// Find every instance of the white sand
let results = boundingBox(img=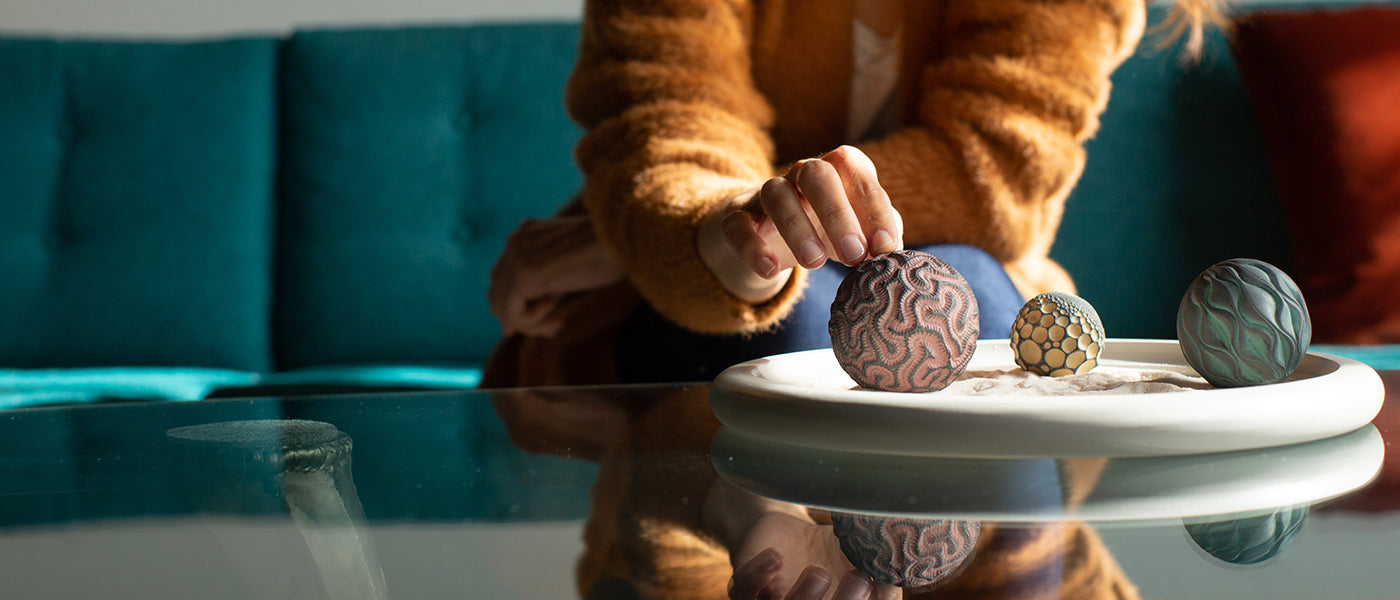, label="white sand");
[941,364,1213,395]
